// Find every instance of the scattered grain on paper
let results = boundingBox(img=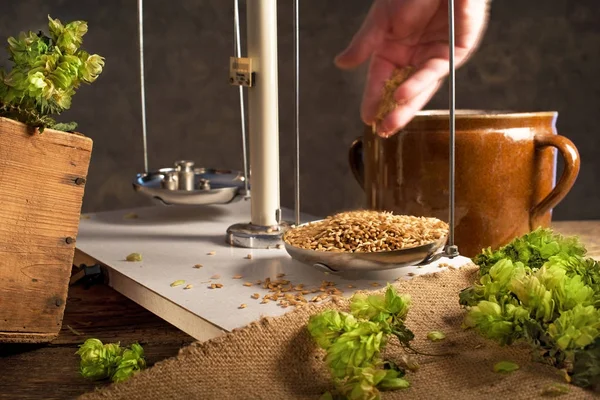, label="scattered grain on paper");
[170,280,185,287]
[126,253,142,262]
[276,244,283,249]
[260,299,270,304]
[211,274,221,279]
[407,272,415,277]
[243,282,253,287]
[371,282,380,287]
[283,210,447,253]
[184,284,193,290]
[232,274,243,279]
[209,283,224,289]
[123,212,139,220]
[276,273,286,278]
[251,293,260,299]
[245,254,253,259]
[238,304,247,309]
[207,251,216,256]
